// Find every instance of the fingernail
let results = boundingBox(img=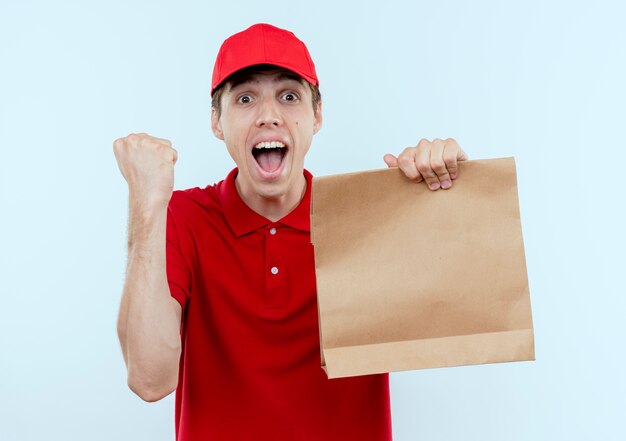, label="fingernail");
[450,172,457,179]
[429,182,440,190]
[441,180,452,189]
